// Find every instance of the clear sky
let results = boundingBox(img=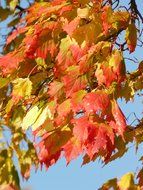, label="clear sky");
[21,147,143,190]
